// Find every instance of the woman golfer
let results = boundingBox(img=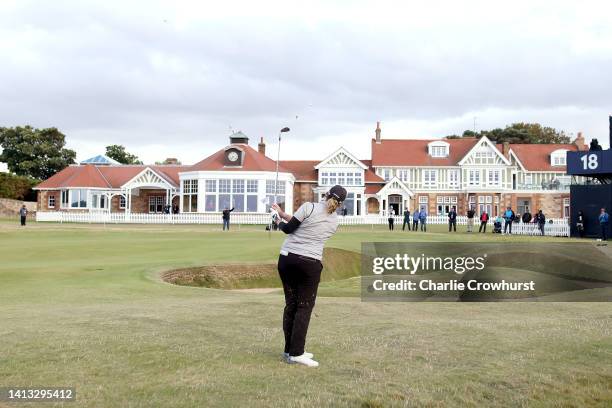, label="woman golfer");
[271,184,347,367]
